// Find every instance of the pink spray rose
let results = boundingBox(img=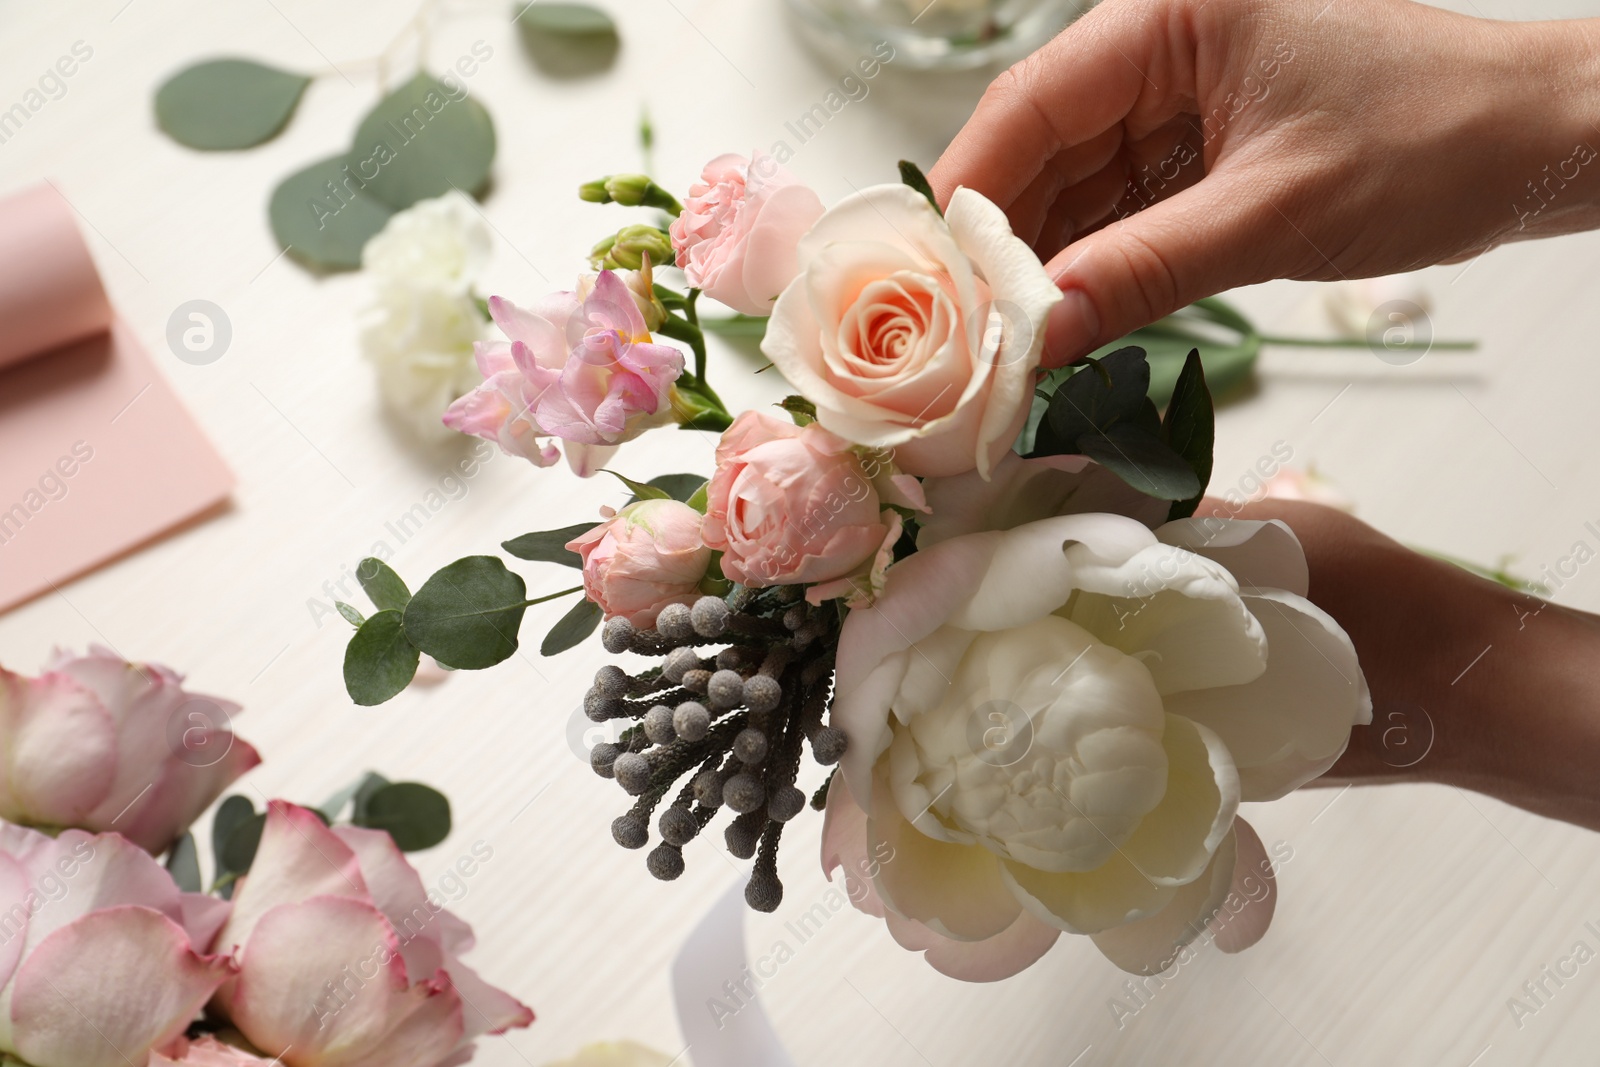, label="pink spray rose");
[0,823,233,1067]
[668,153,825,317]
[566,499,711,629]
[205,802,533,1067]
[702,410,927,603]
[0,648,260,854]
[443,271,684,476]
